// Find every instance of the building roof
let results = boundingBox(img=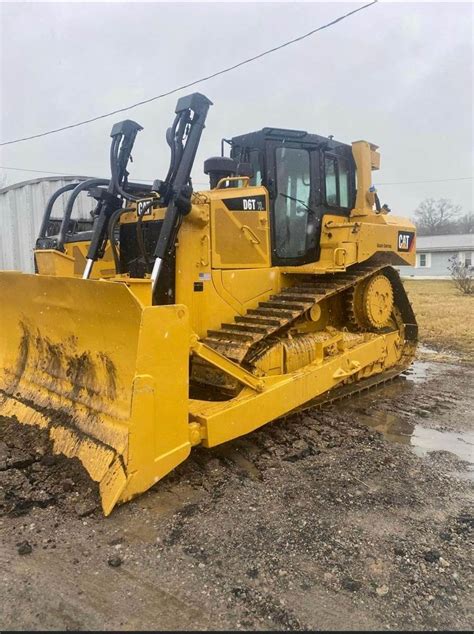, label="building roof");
[417,234,474,252]
[0,175,92,196]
